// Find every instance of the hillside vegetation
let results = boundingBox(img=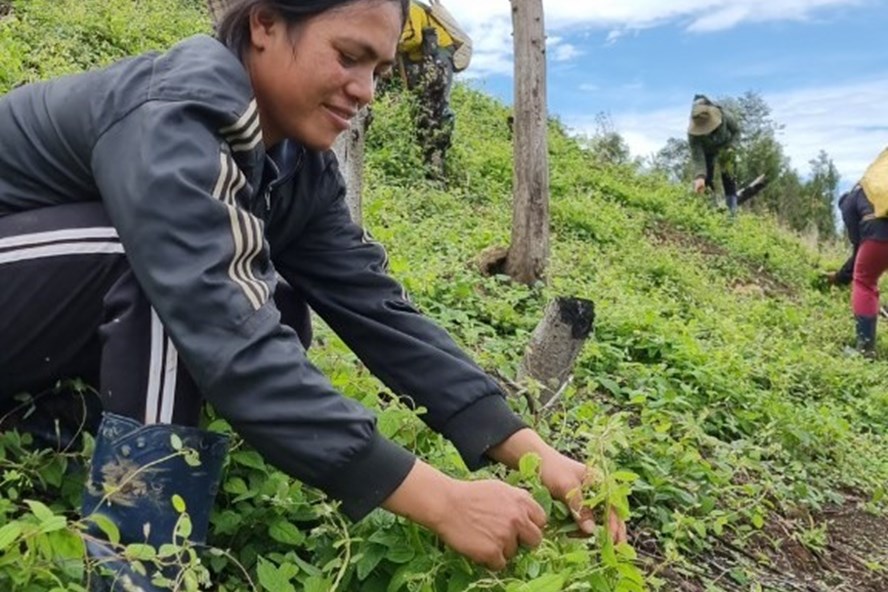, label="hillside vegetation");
[1,1,887,591]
